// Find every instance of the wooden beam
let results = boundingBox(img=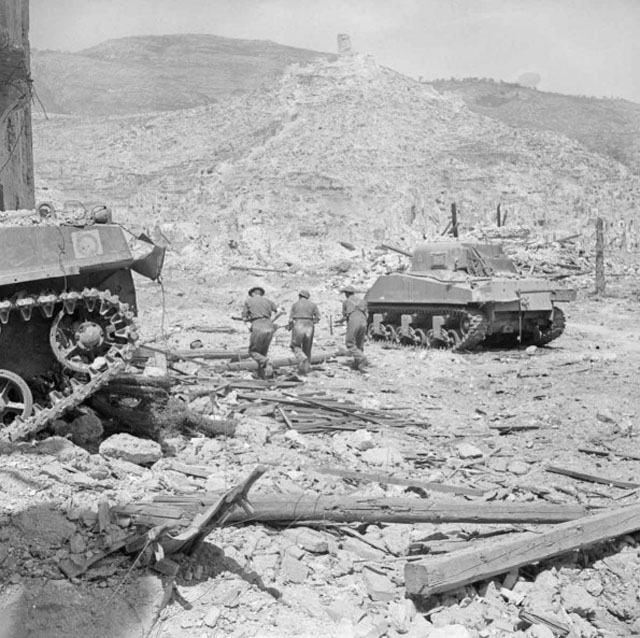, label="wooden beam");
[306,465,483,497]
[225,353,336,372]
[405,501,640,597]
[546,465,640,490]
